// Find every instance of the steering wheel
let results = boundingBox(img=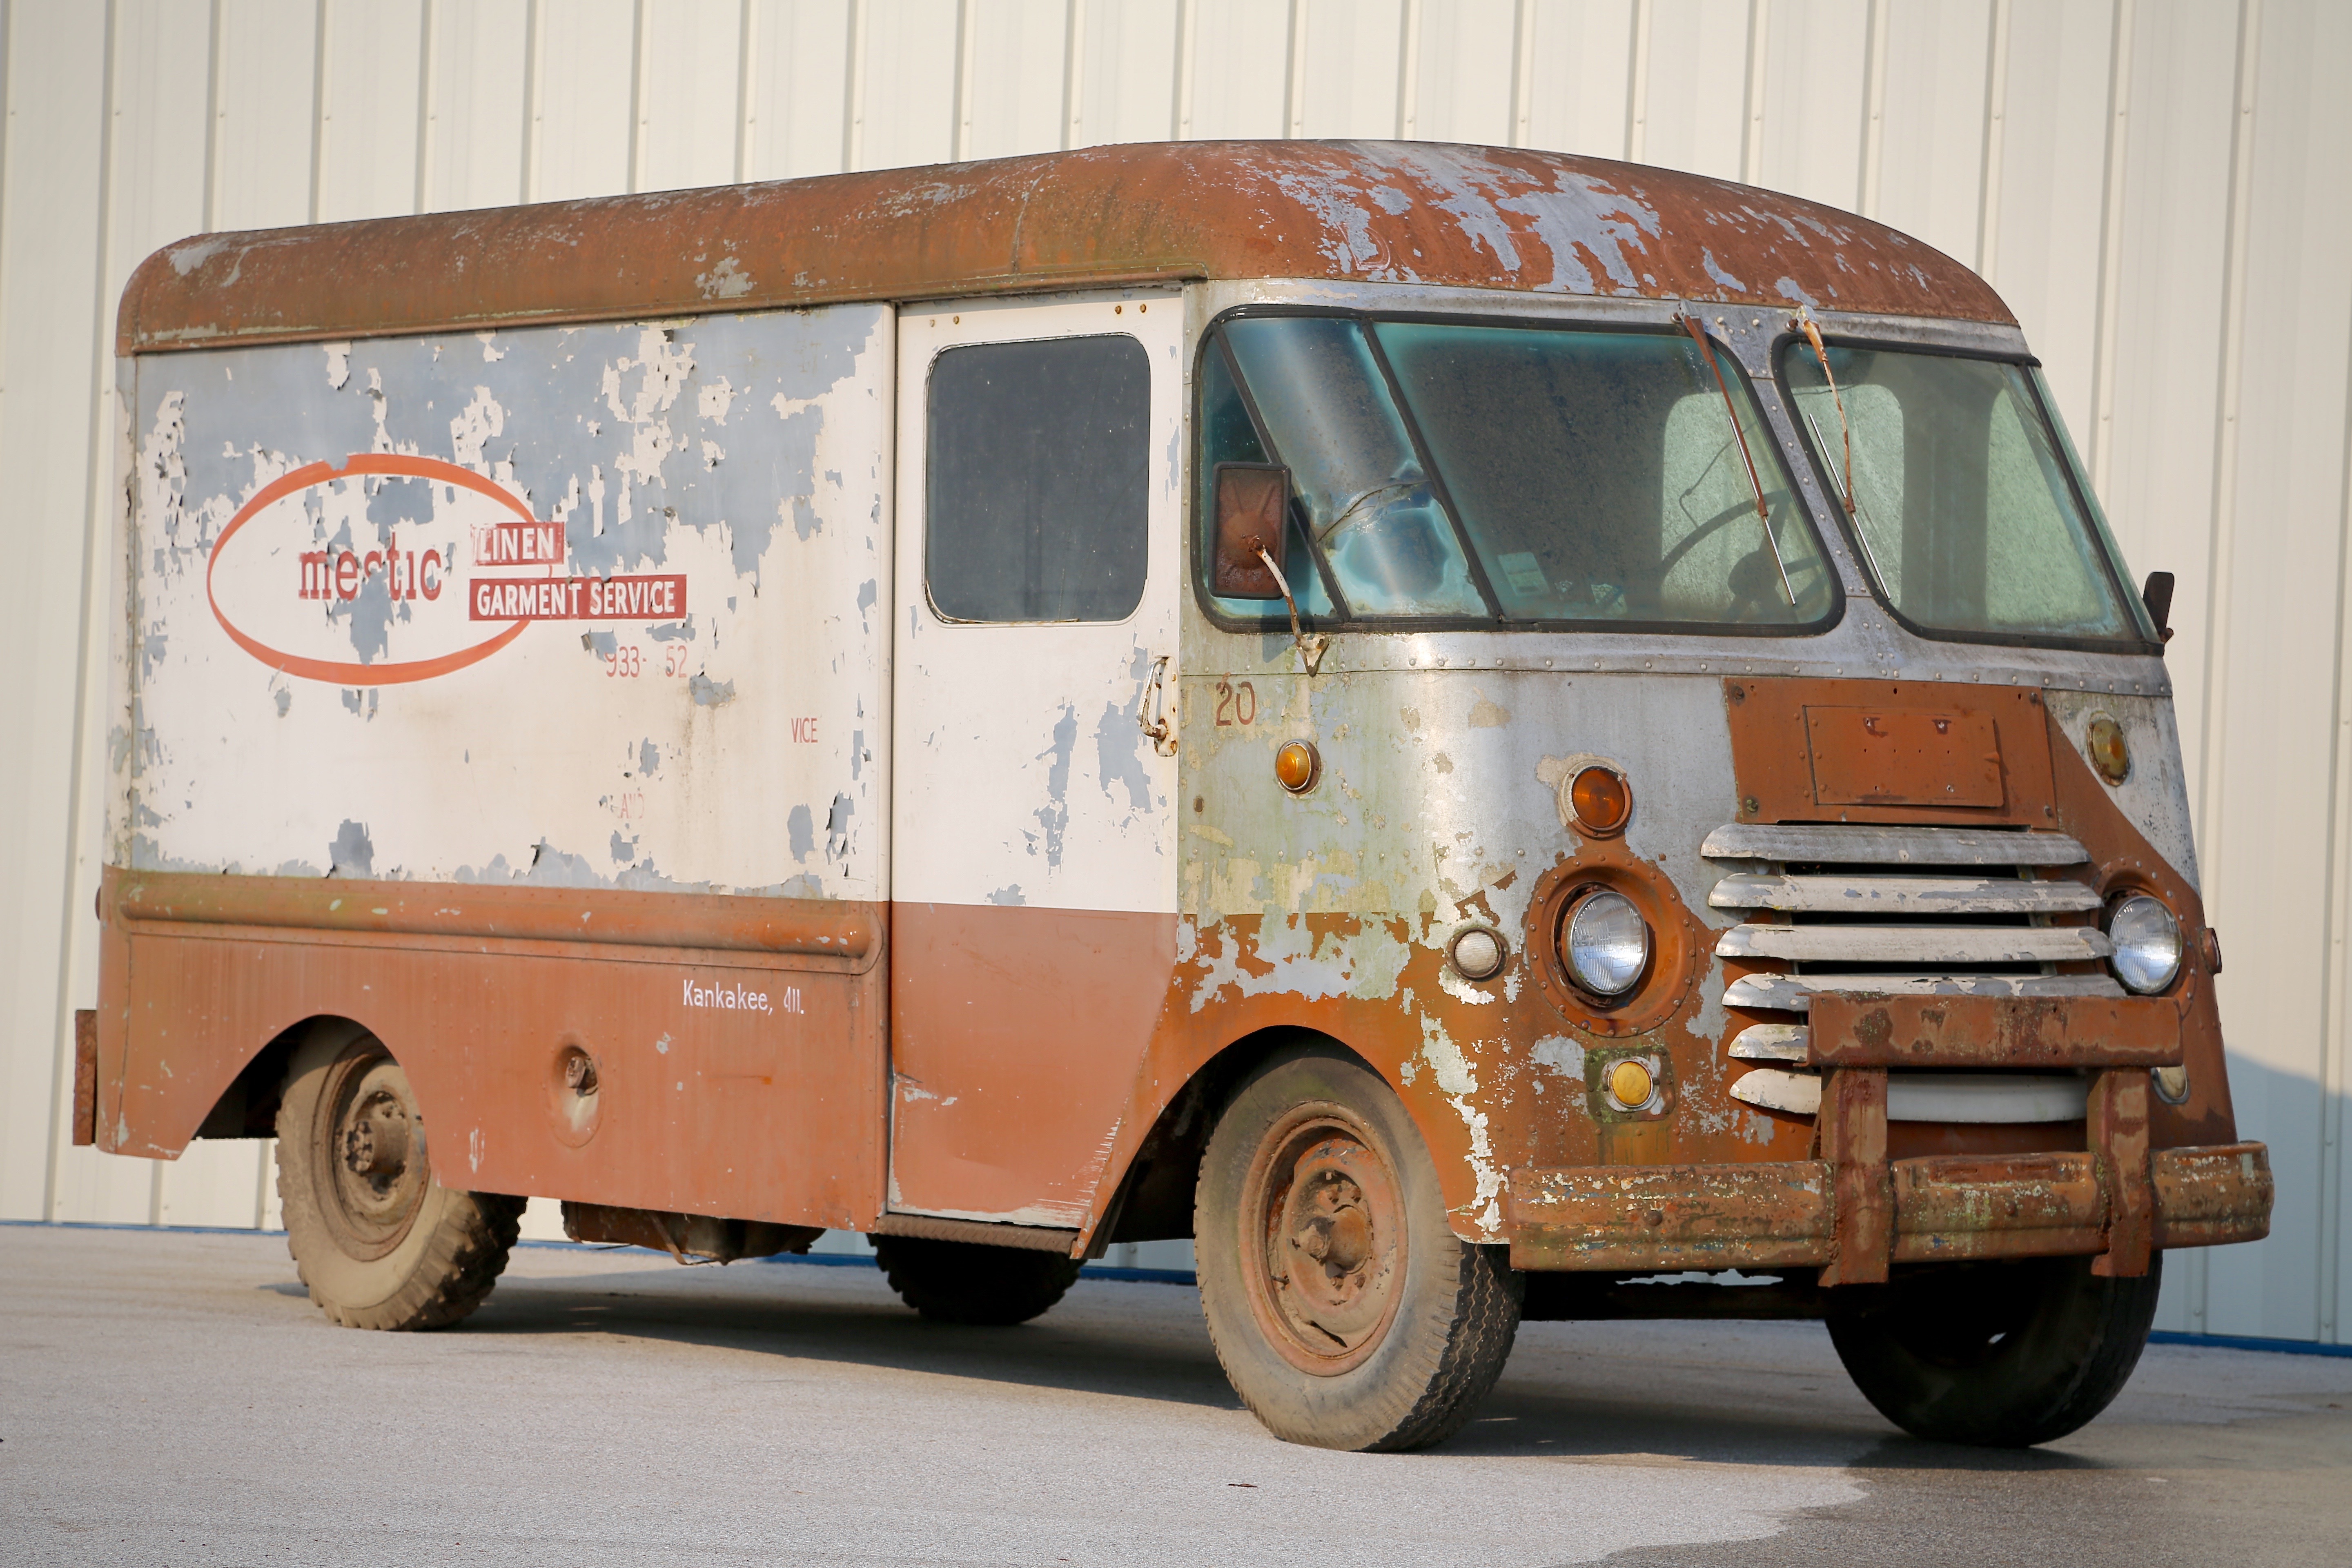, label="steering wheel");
[1656,489,1797,580]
